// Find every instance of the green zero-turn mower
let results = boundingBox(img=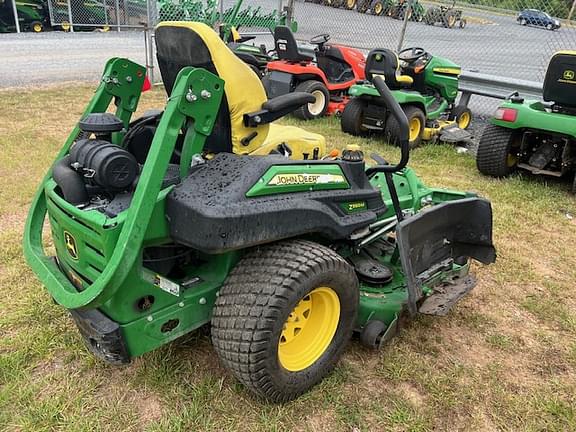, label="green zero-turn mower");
[24,21,496,402]
[342,47,473,148]
[477,51,576,192]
